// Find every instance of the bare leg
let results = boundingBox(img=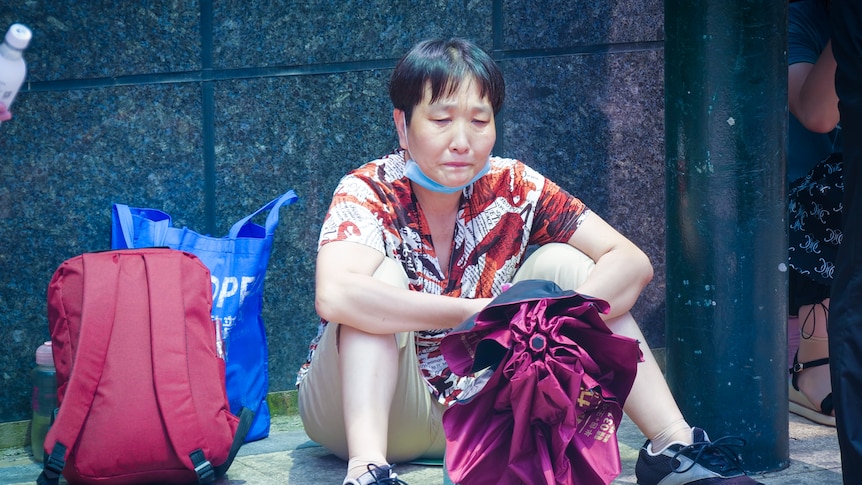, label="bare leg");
[338,325,399,479]
[796,298,833,414]
[514,244,693,448]
[605,312,691,447]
